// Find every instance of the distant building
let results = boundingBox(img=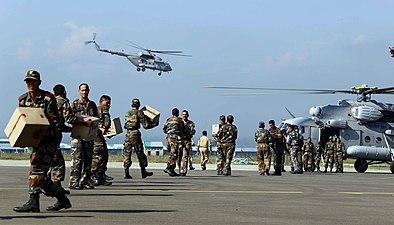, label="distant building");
[144,141,165,156]
[0,138,28,154]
